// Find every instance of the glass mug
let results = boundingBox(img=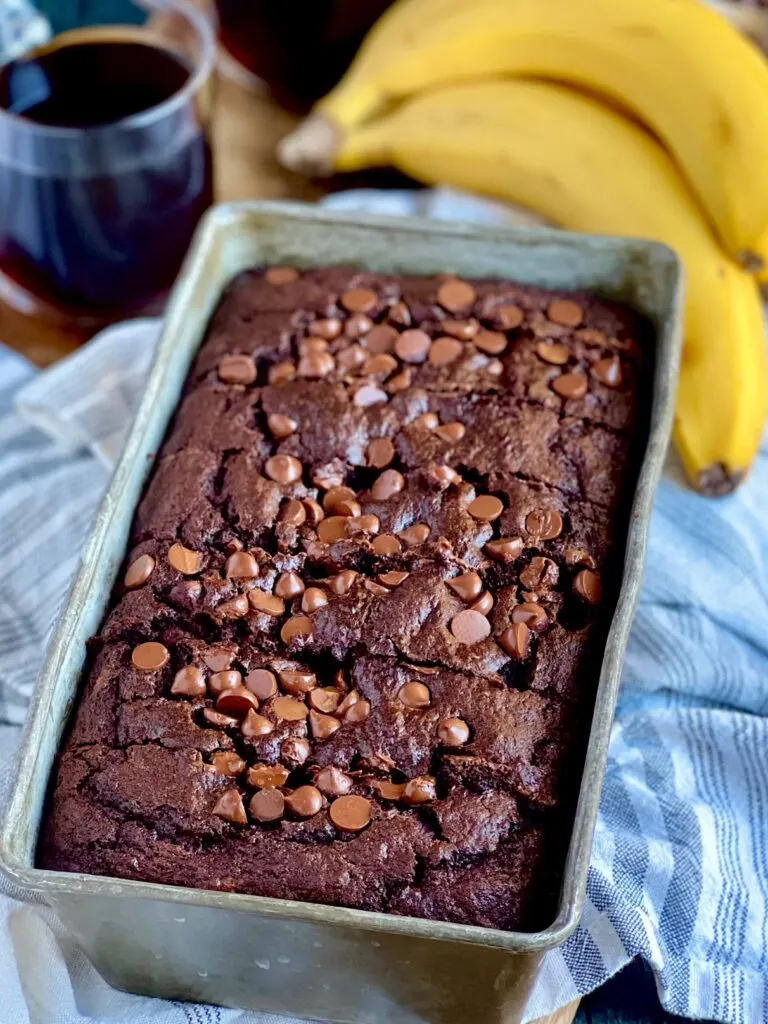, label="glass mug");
[0,0,215,327]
